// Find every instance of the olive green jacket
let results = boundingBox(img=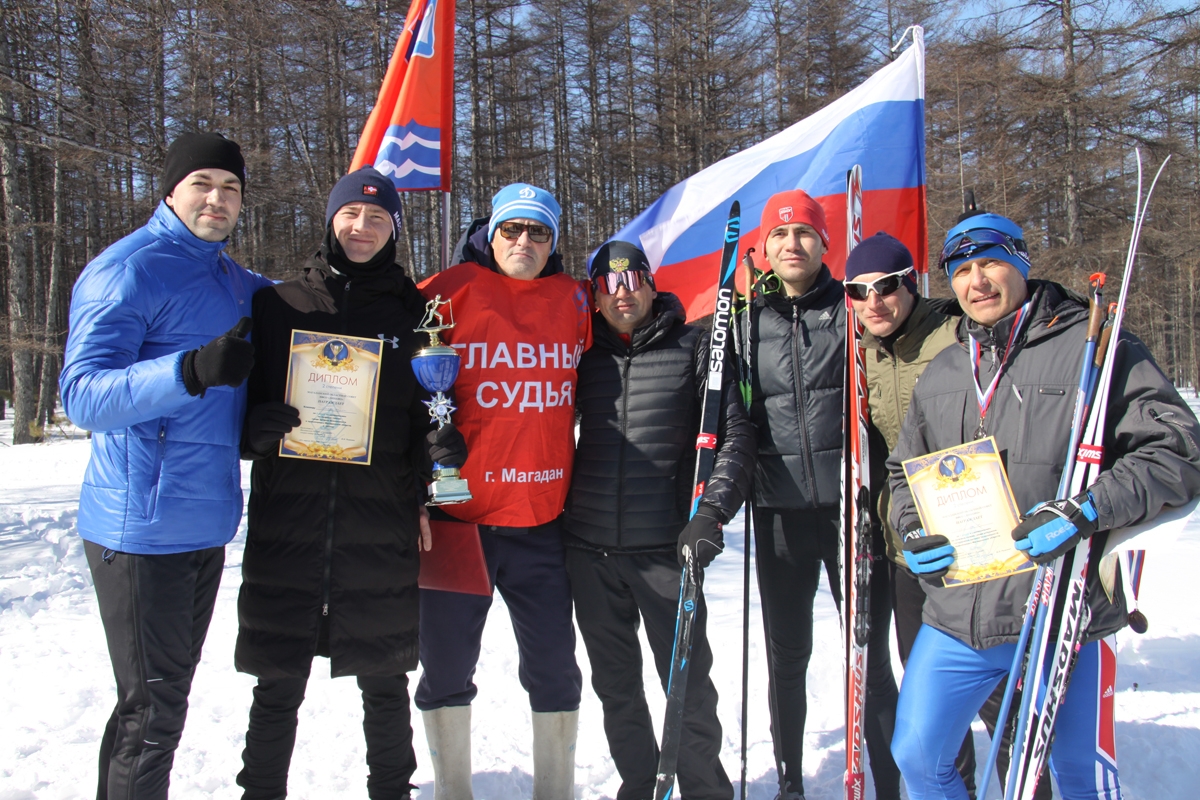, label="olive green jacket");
[861,296,959,563]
